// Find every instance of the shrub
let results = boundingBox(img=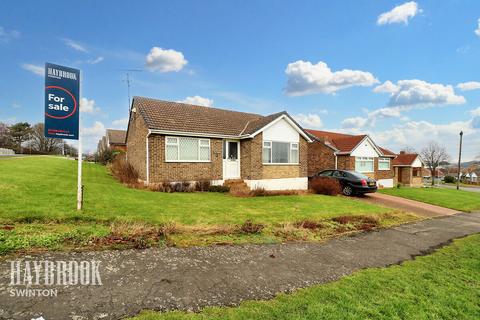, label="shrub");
[239,220,264,234]
[208,185,230,193]
[309,177,341,196]
[195,180,211,192]
[110,155,139,184]
[332,215,379,225]
[444,175,455,183]
[249,188,300,197]
[294,220,323,230]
